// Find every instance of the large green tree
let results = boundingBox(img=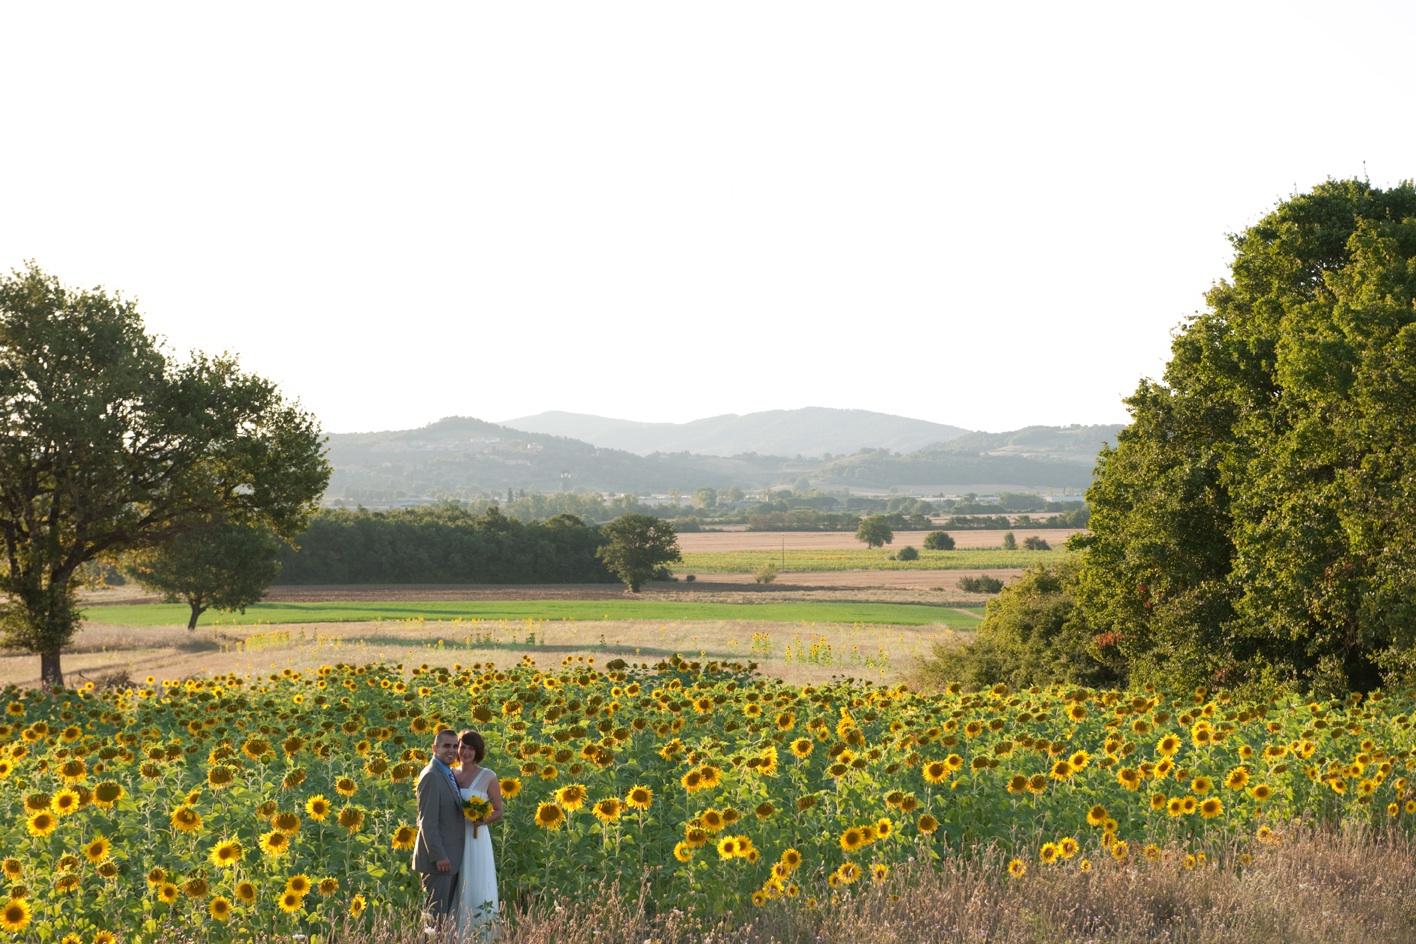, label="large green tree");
[596,514,681,592]
[124,518,285,630]
[0,265,330,686]
[1072,180,1416,693]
